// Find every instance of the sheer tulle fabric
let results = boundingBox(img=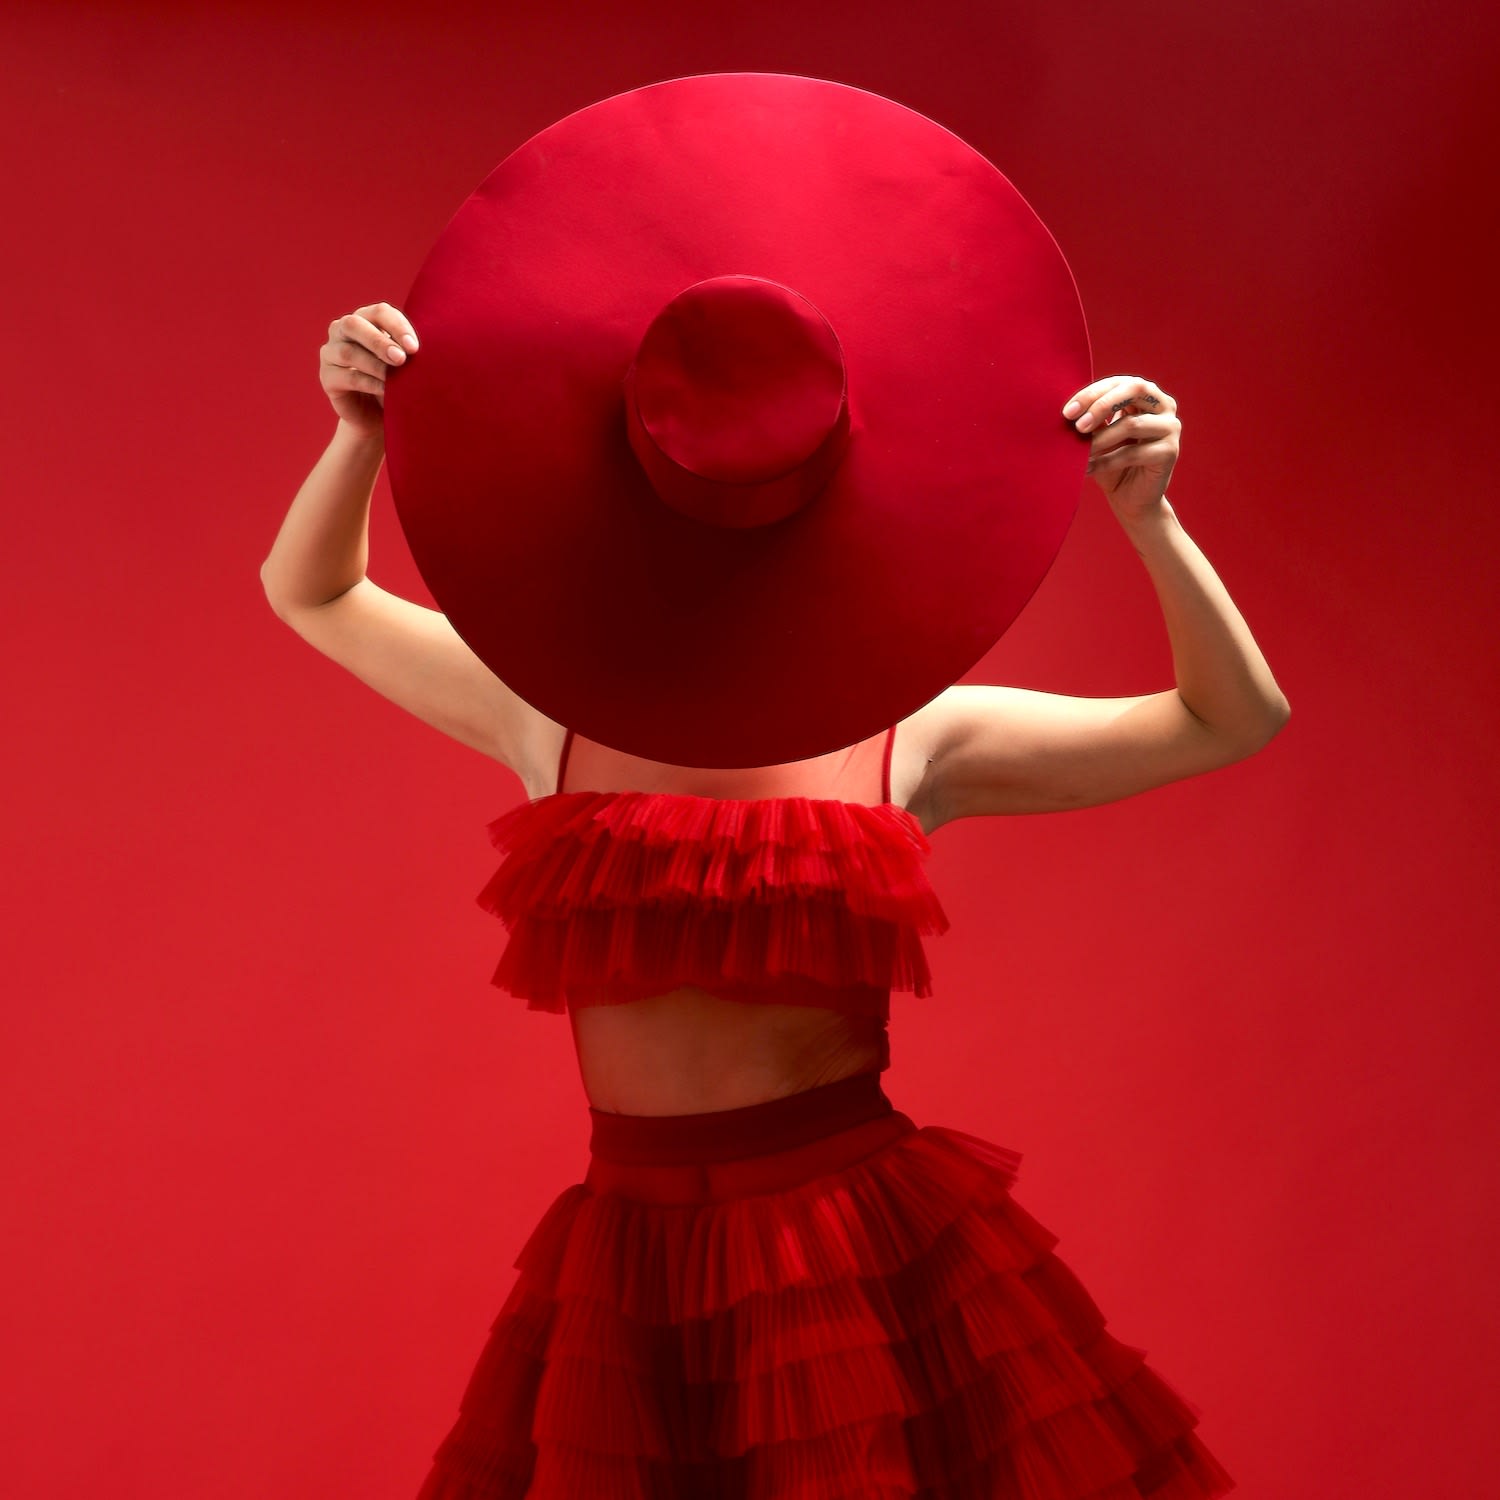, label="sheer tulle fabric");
[447,774,1233,1495]
[478,792,950,1013]
[413,1079,1234,1499]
